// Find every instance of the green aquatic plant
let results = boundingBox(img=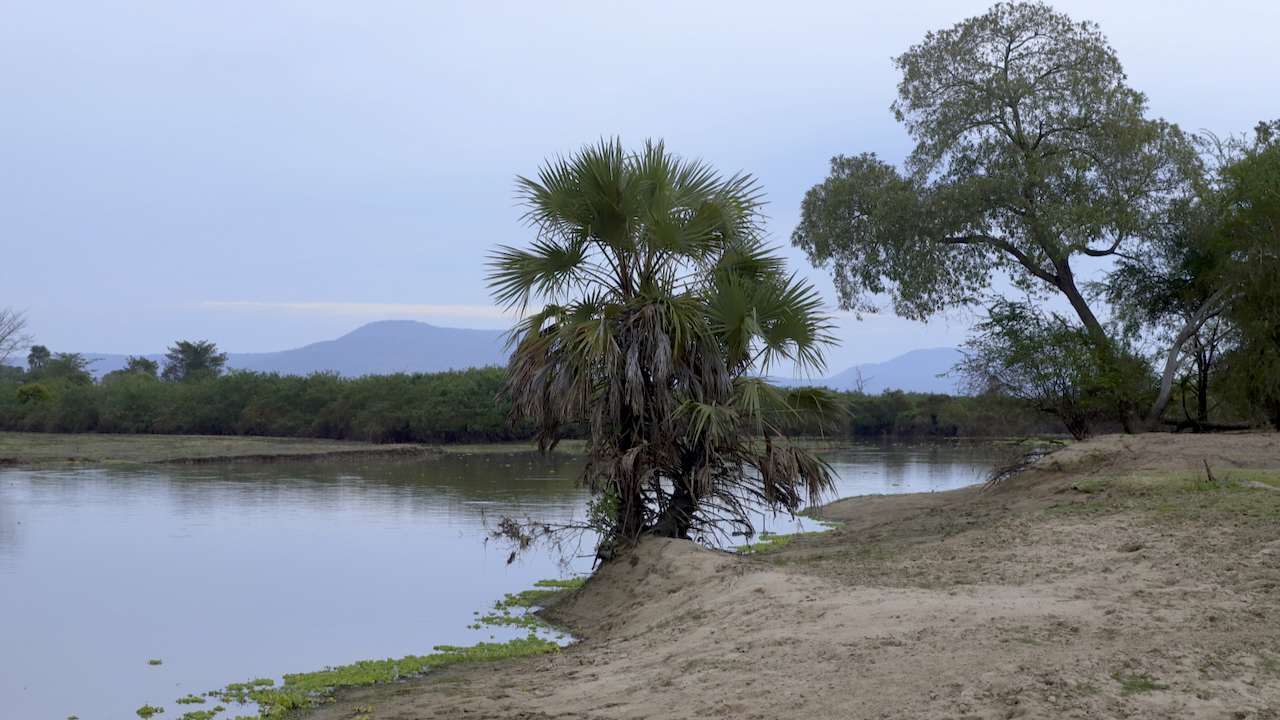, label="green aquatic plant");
[201,578,582,718]
[732,521,842,553]
[148,659,163,666]
[136,704,164,719]
[476,578,586,631]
